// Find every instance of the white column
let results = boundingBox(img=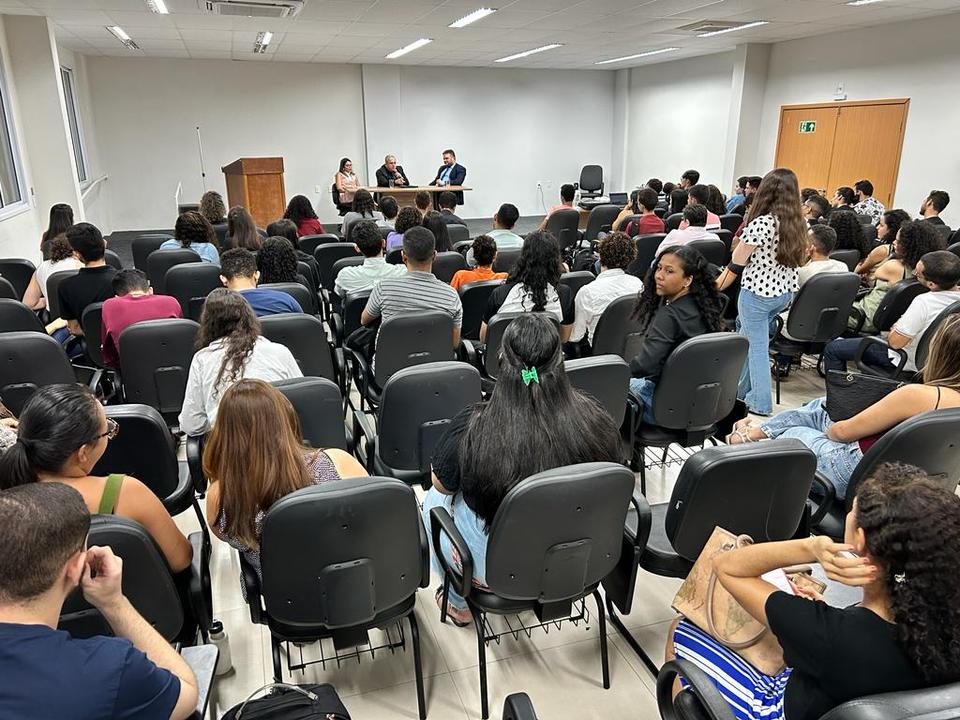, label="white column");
[610,68,630,192]
[722,43,771,192]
